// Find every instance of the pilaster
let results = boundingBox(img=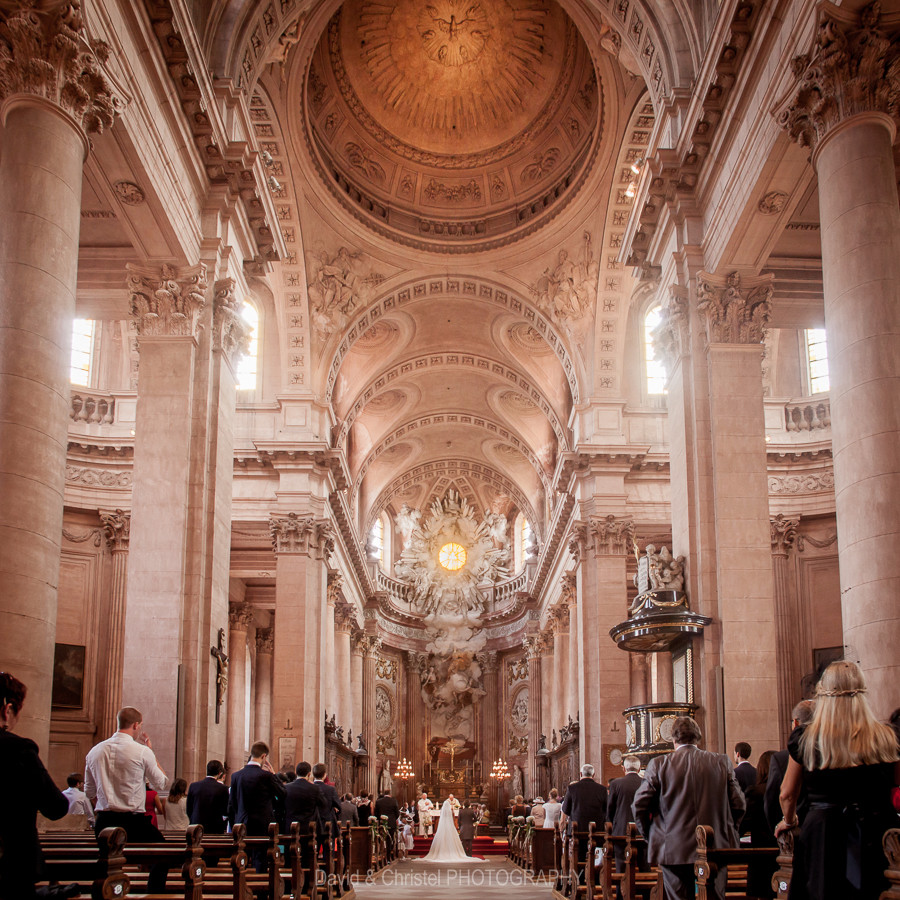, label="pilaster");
[99,510,130,739]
